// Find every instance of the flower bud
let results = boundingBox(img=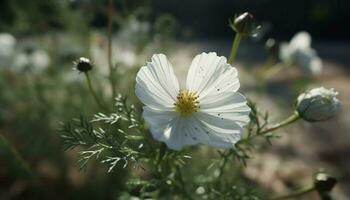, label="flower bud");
[75,57,93,72]
[231,12,257,36]
[314,172,337,193]
[296,87,340,122]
